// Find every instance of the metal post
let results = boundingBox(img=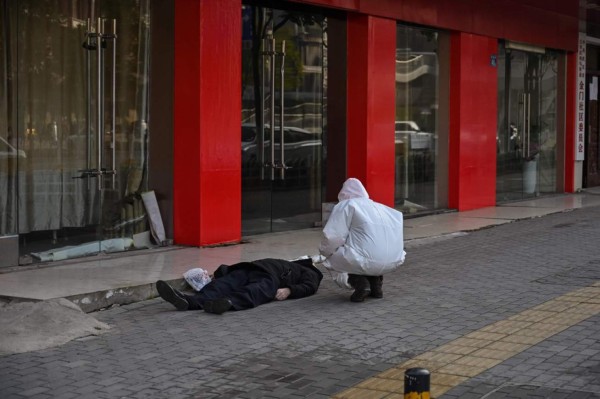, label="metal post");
[85,18,93,190]
[279,40,286,180]
[404,368,430,399]
[259,33,266,181]
[110,19,117,190]
[96,18,104,190]
[269,37,276,181]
